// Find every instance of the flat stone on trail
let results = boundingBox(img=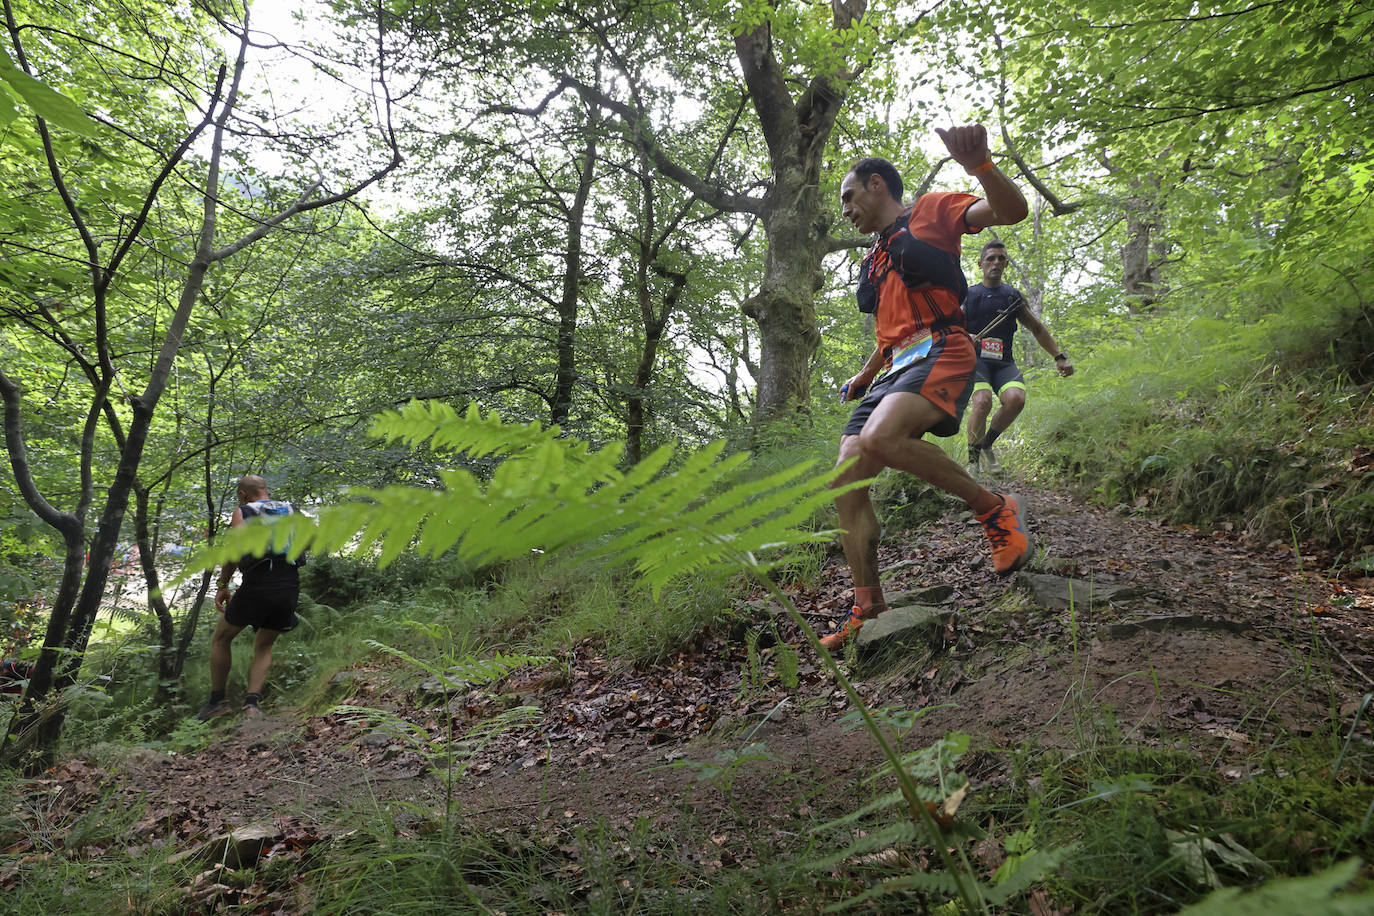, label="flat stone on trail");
[329,669,366,687]
[360,725,408,748]
[856,604,951,657]
[1014,572,1141,610]
[325,669,369,702]
[1104,615,1250,639]
[887,584,955,606]
[169,822,283,868]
